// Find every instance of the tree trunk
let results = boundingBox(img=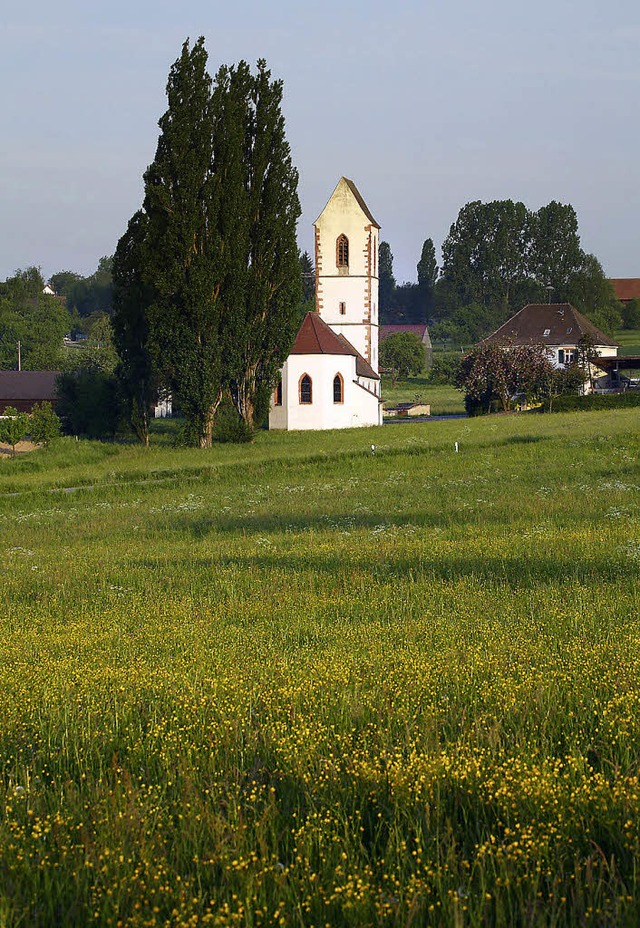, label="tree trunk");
[199,394,222,448]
